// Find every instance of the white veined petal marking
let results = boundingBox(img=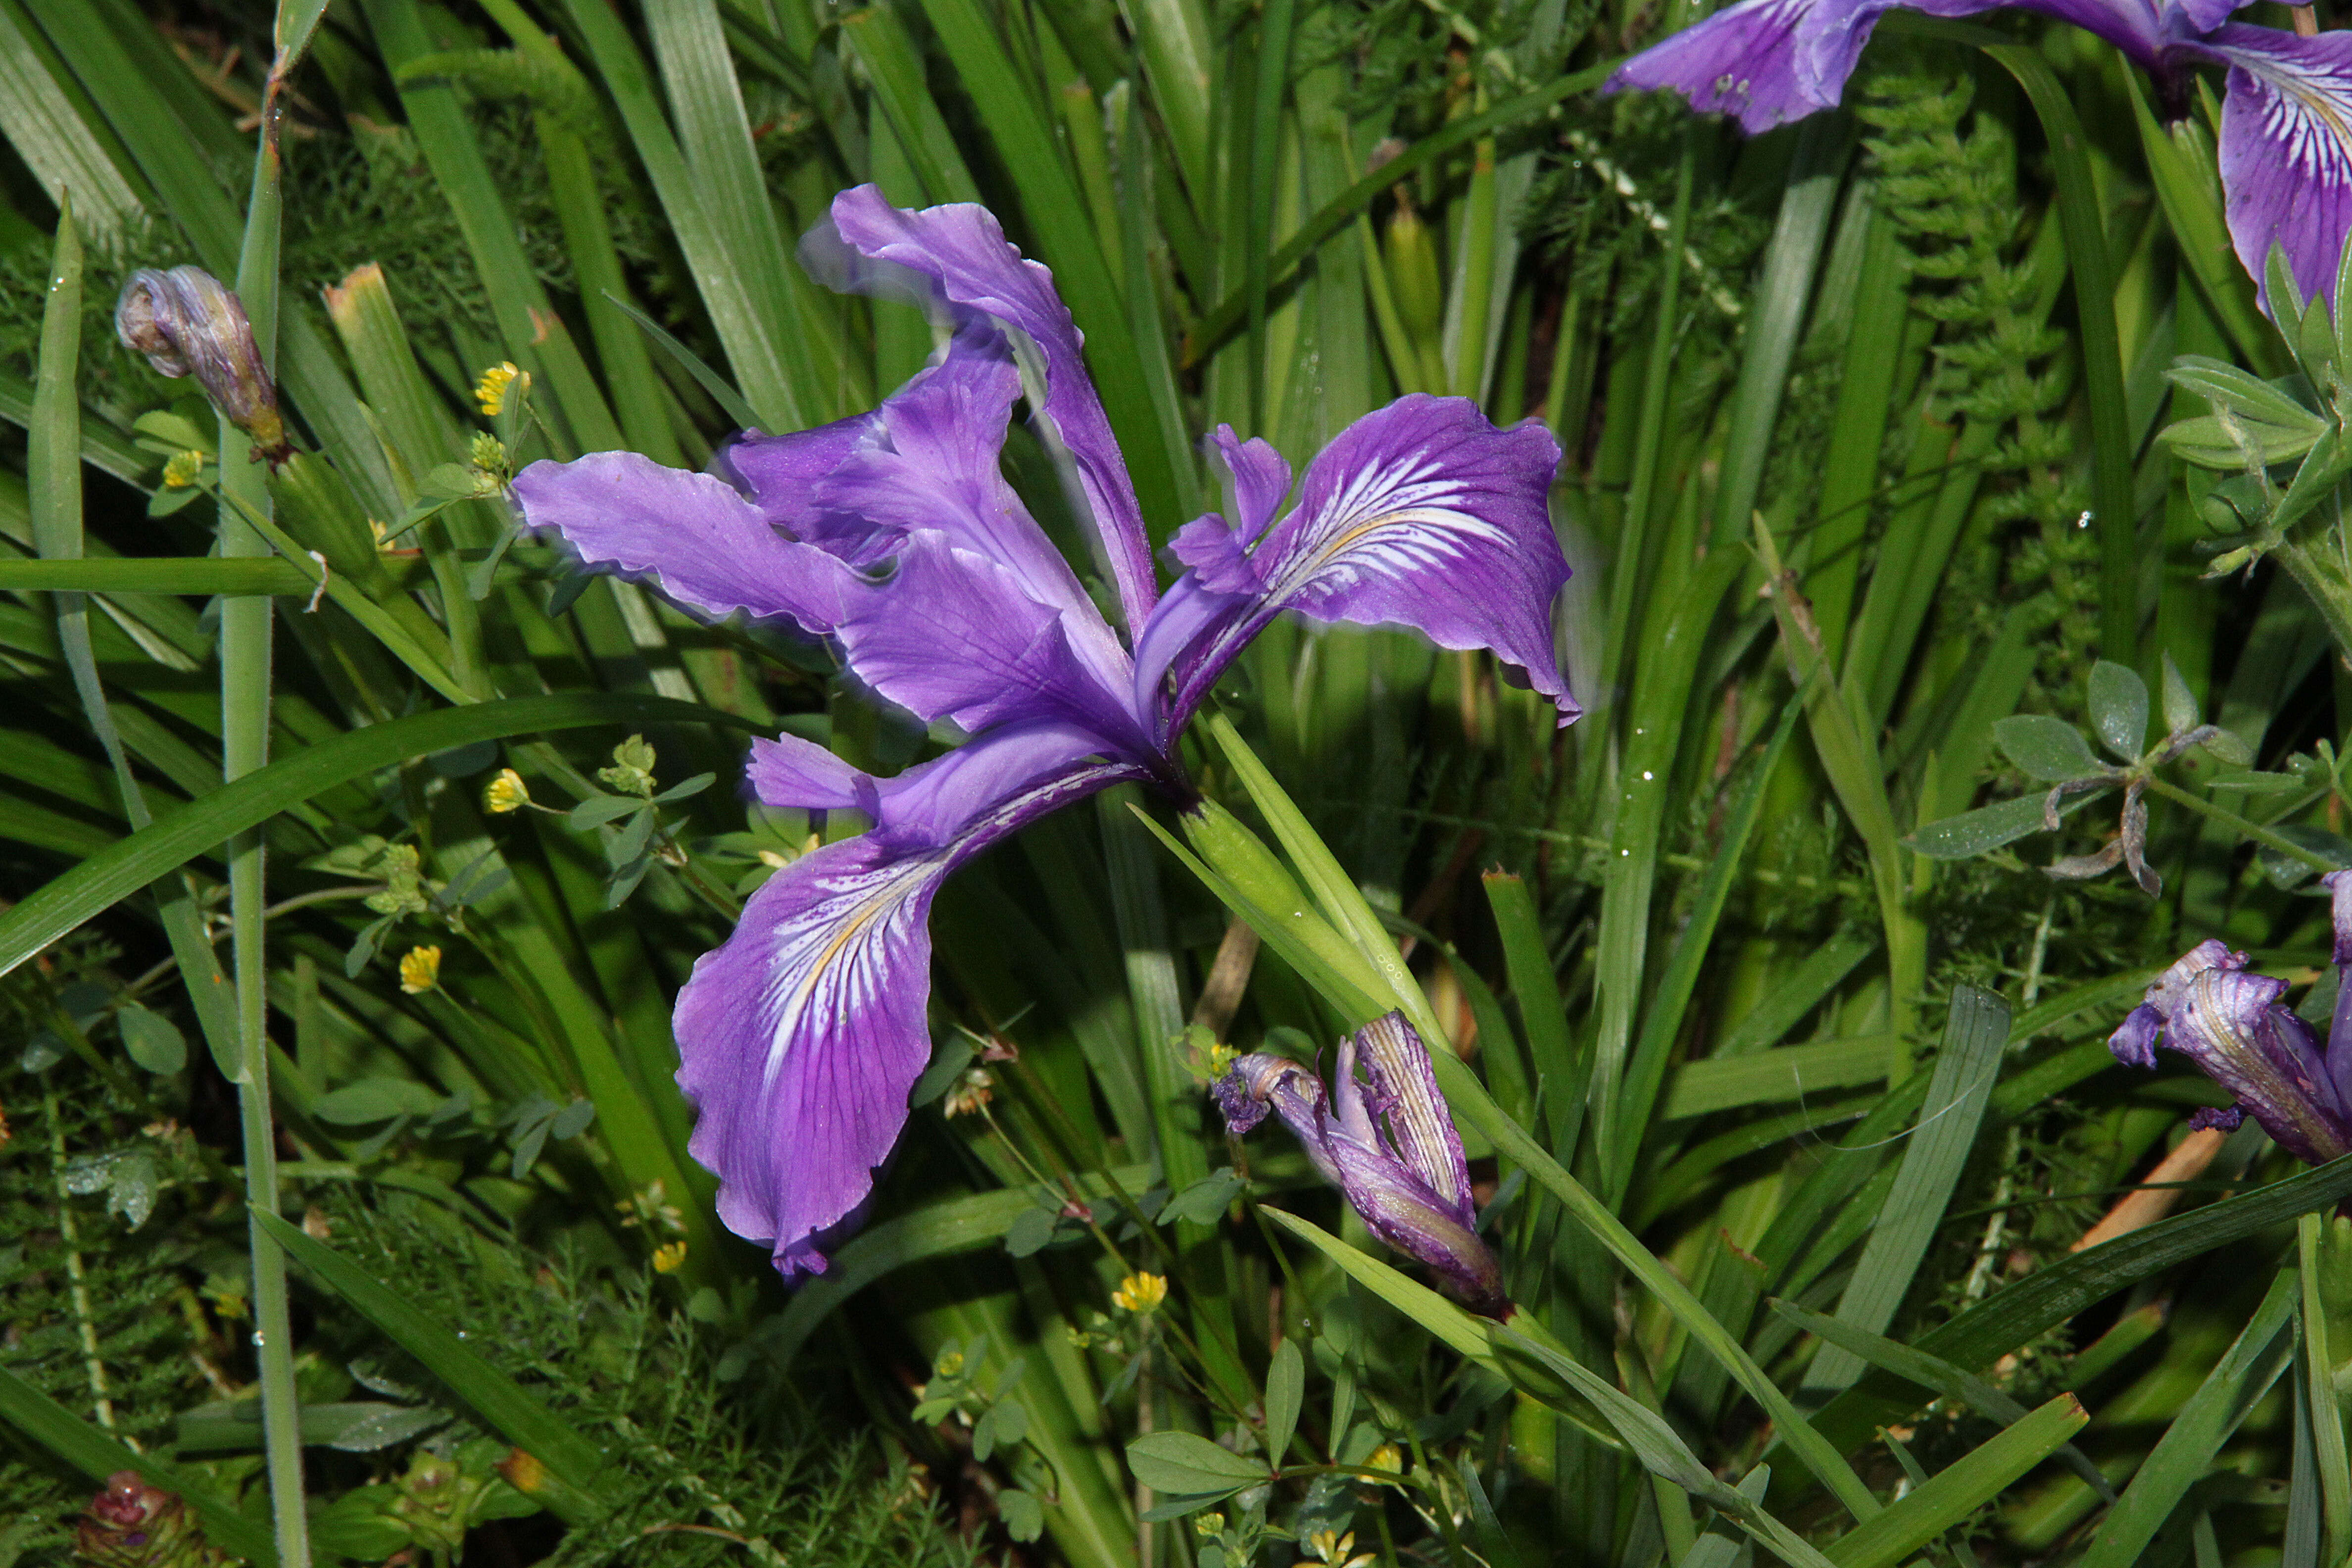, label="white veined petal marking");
[751,753,1142,1085]
[1260,456,1513,604]
[2236,49,2352,182]
[759,850,943,1085]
